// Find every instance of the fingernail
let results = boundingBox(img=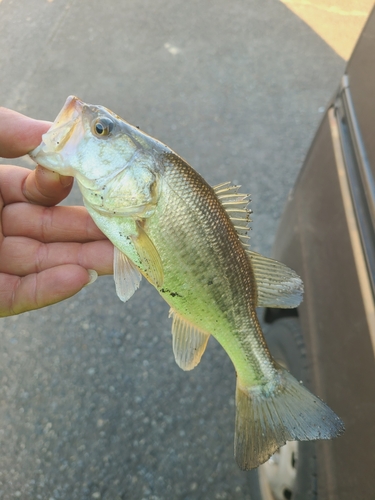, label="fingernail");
[85,269,98,287]
[60,175,73,187]
[39,167,61,183]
